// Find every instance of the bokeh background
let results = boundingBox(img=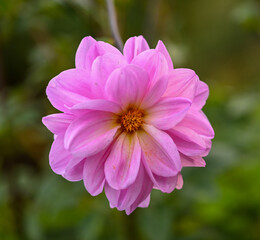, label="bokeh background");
[1,0,260,239]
